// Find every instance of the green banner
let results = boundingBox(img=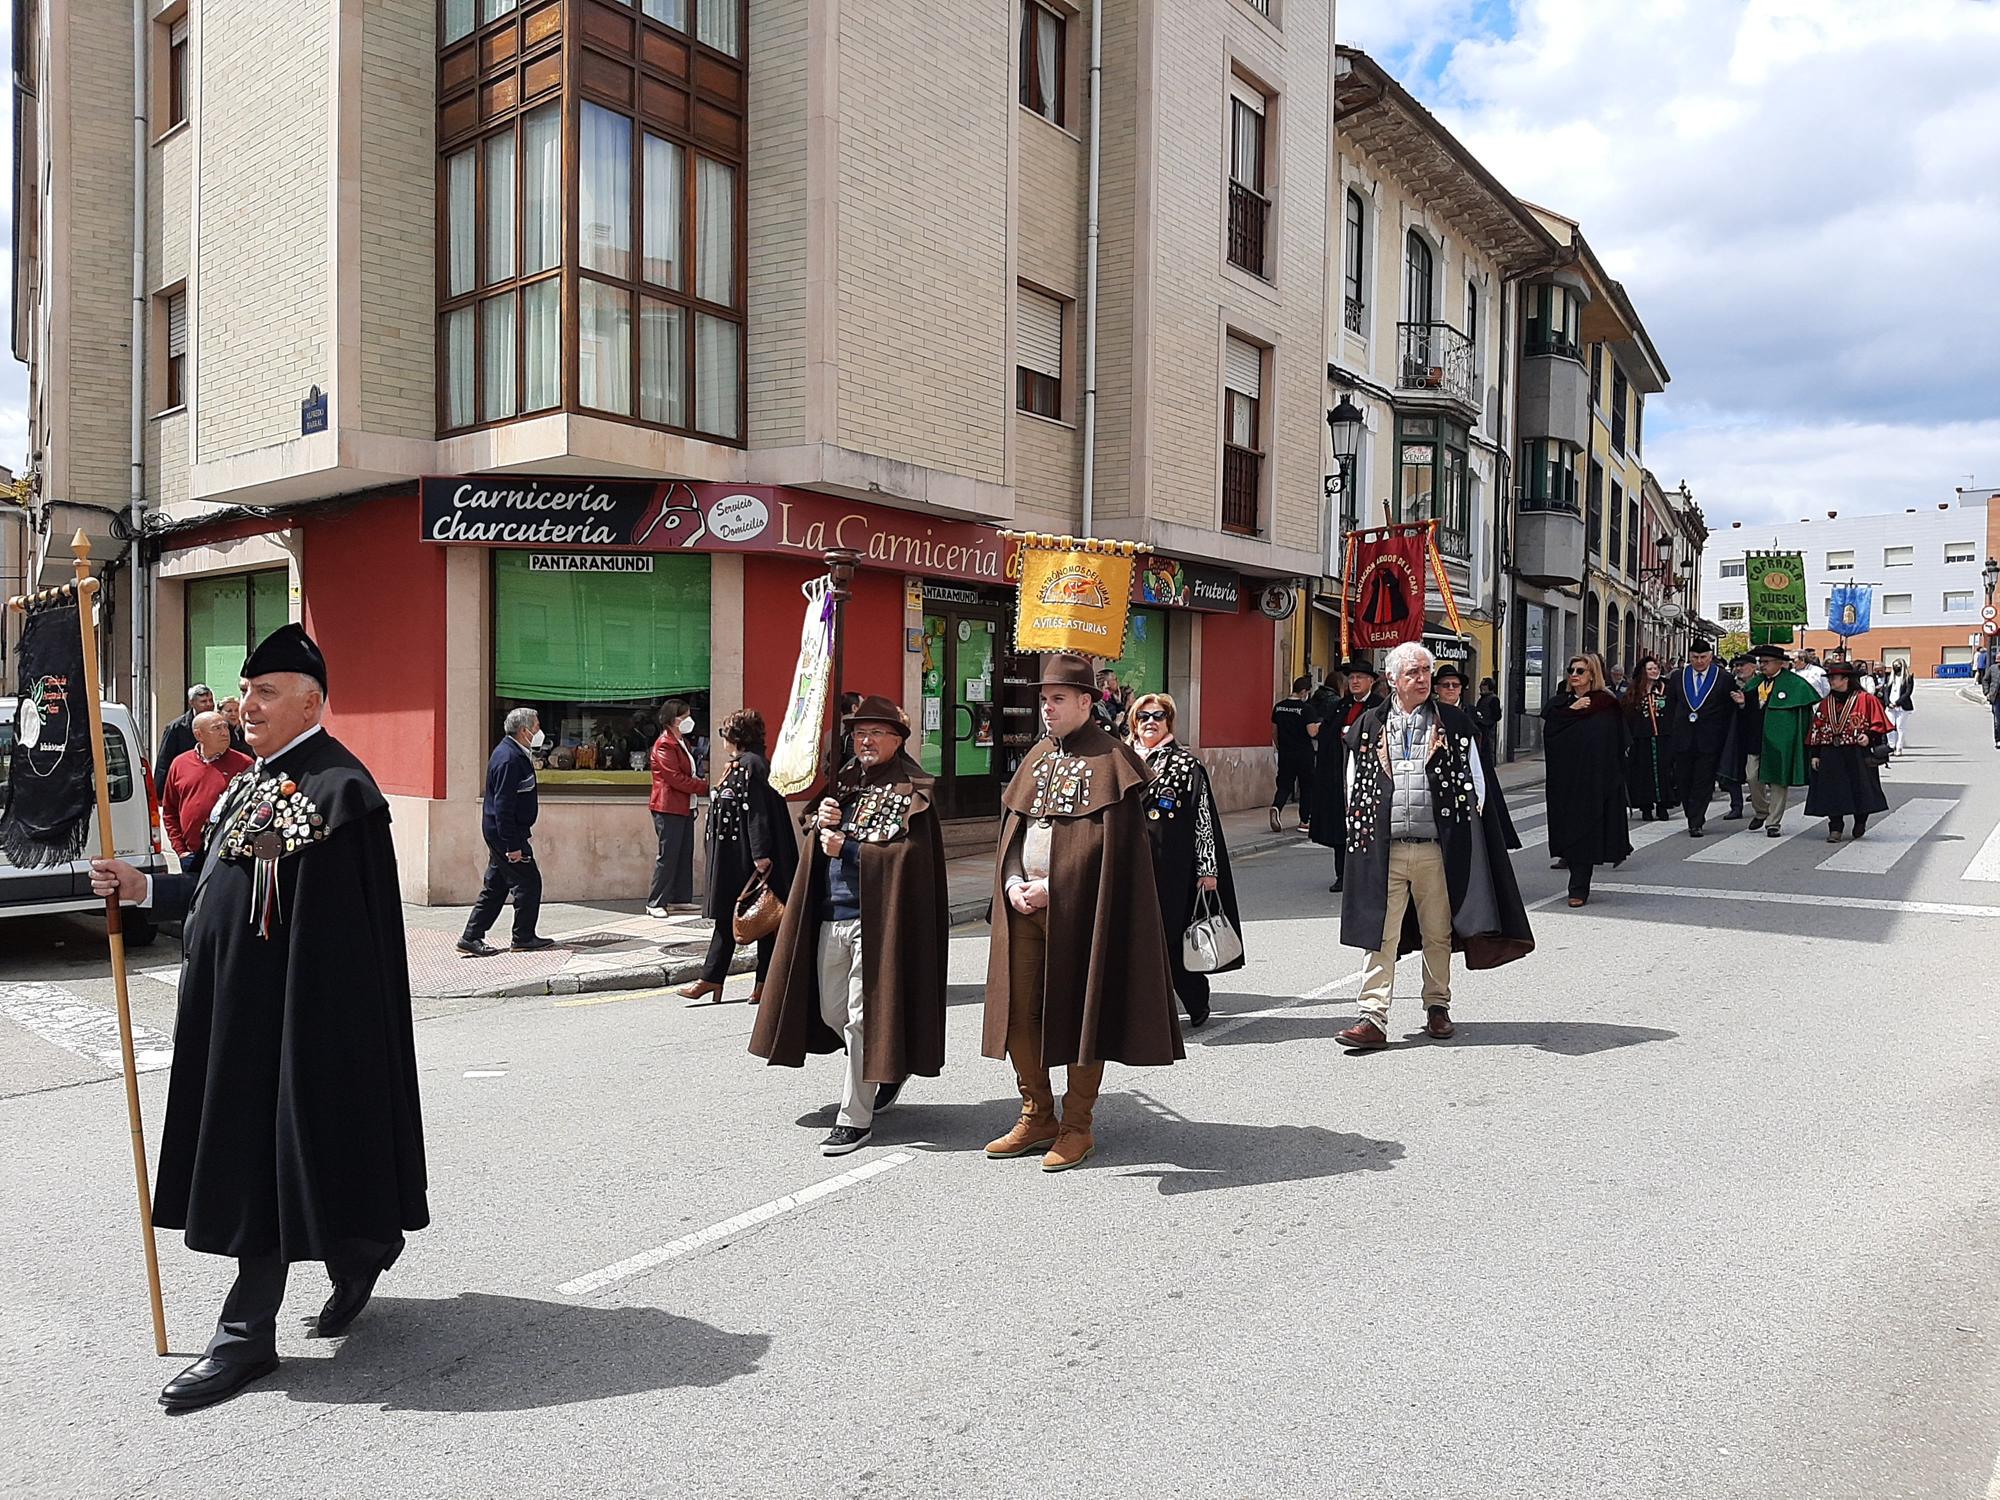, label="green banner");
[1746,552,1807,641]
